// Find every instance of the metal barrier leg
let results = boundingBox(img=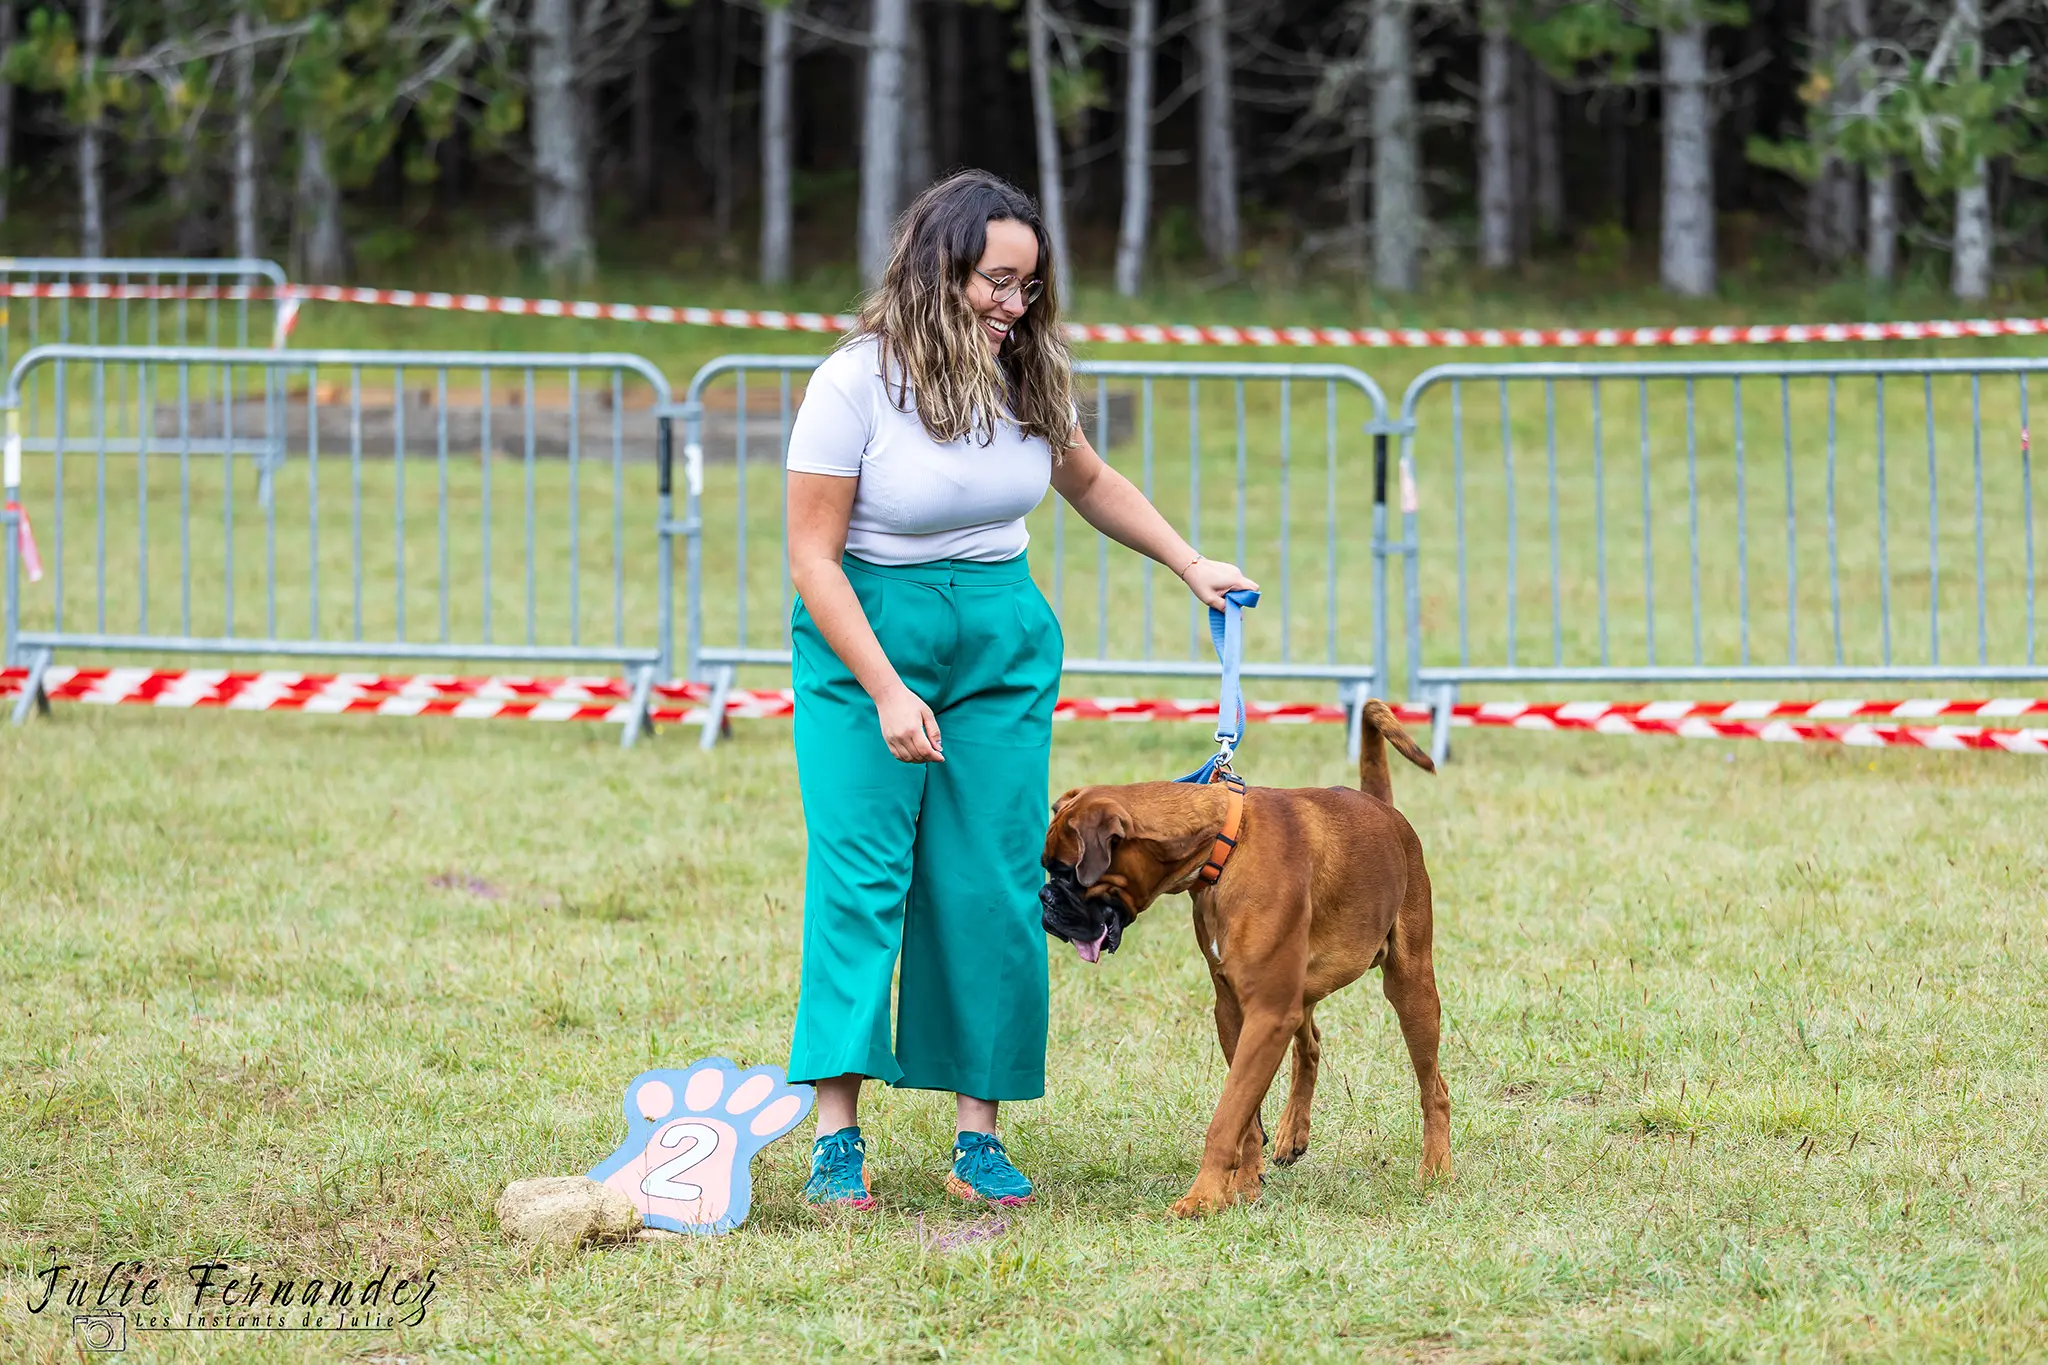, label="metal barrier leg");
[10,646,52,726]
[1341,681,1368,764]
[619,664,657,750]
[1429,683,1456,767]
[698,666,736,751]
